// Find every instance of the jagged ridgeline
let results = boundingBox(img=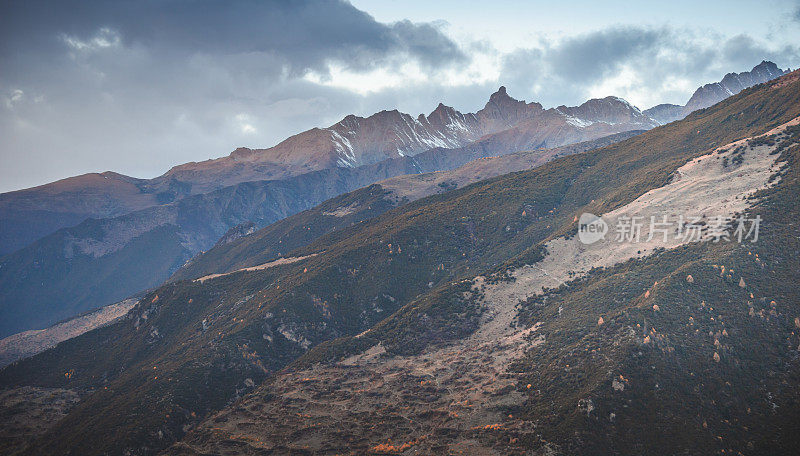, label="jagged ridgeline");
[1,72,800,455]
